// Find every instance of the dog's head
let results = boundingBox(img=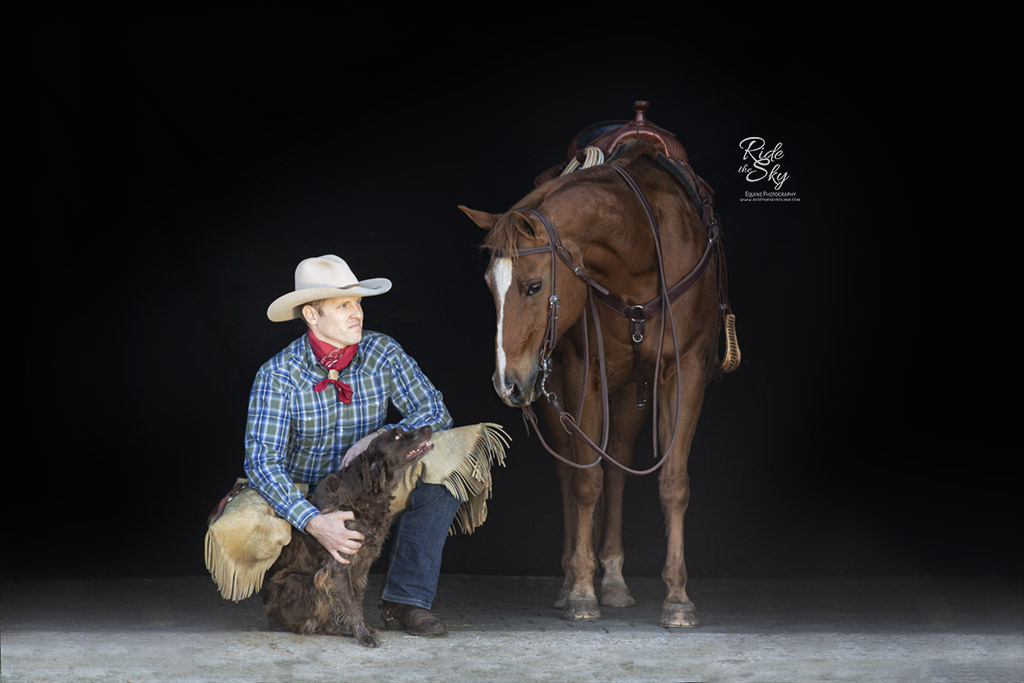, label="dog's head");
[309,425,436,511]
[364,425,434,483]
